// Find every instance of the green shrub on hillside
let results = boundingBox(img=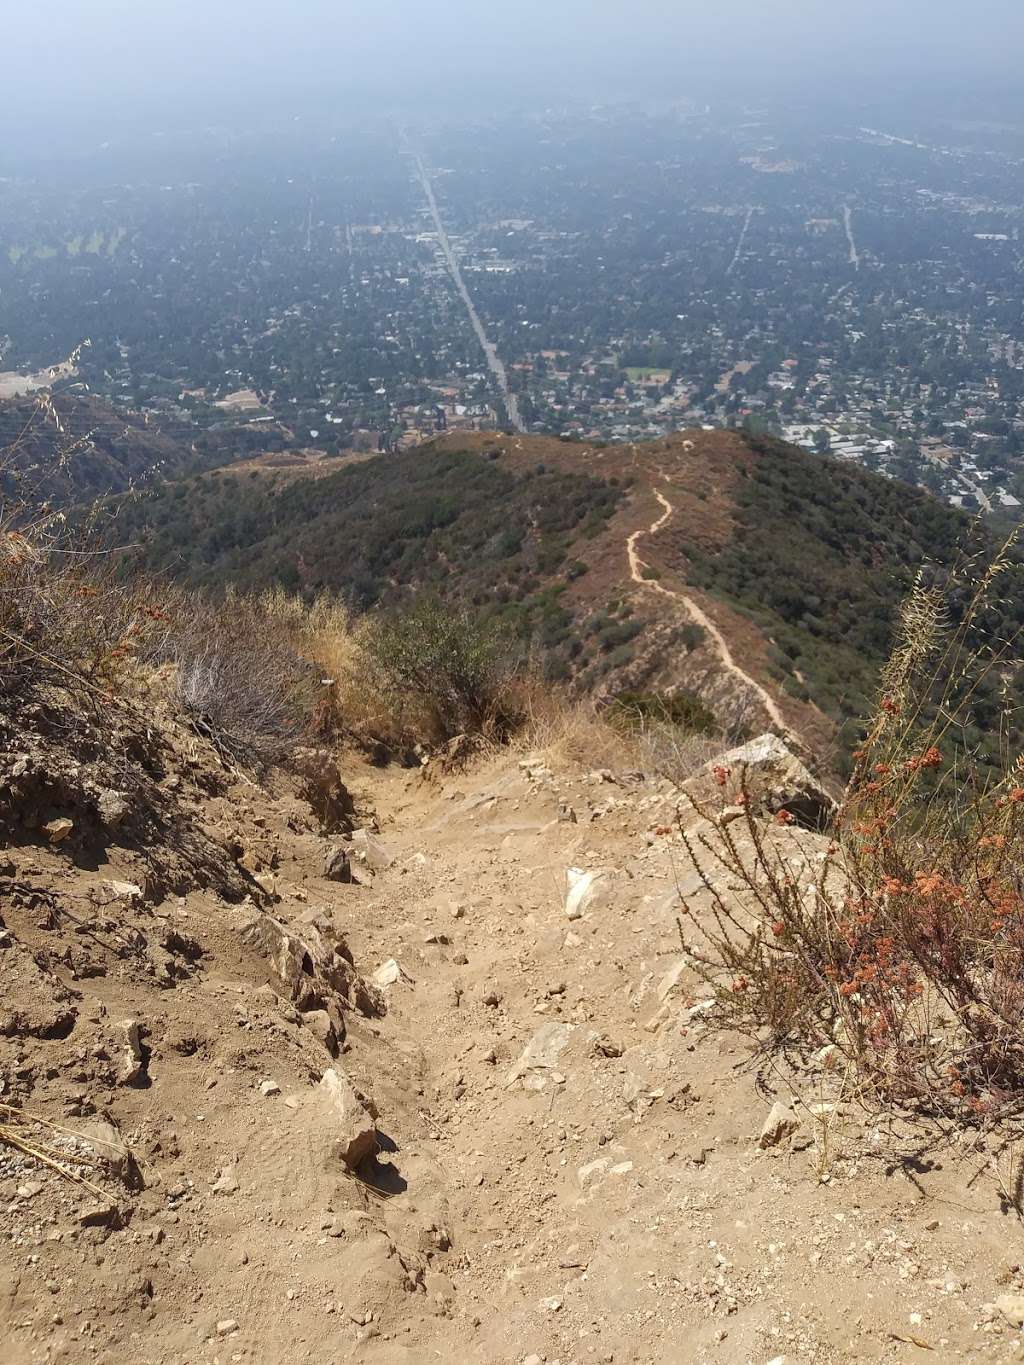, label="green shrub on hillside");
[360,599,524,743]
